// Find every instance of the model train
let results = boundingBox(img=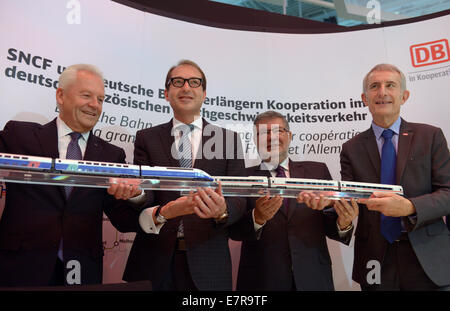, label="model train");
[214,176,404,196]
[0,152,404,196]
[0,152,214,181]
